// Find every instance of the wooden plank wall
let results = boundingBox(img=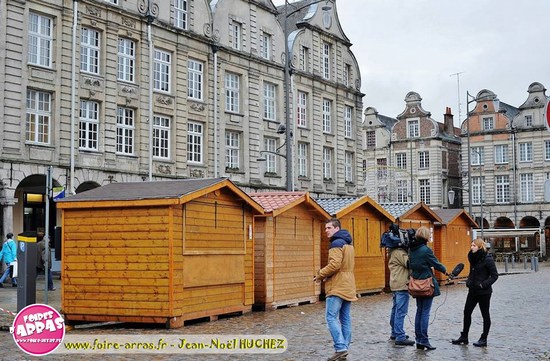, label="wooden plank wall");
[434,218,471,280]
[62,206,173,319]
[270,205,320,305]
[340,208,387,293]
[180,188,254,317]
